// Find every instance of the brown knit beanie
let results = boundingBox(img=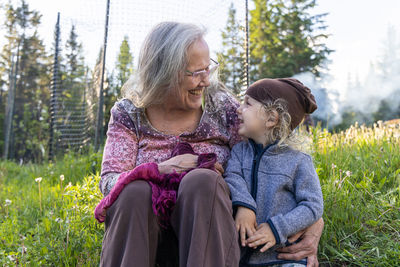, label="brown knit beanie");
[246,78,317,130]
